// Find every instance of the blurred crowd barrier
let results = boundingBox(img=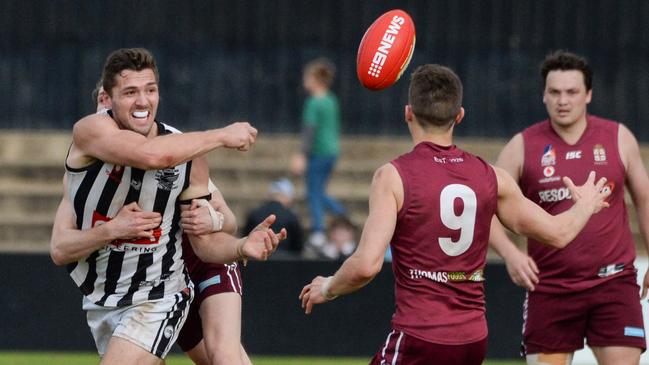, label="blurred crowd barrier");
[1,132,648,258]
